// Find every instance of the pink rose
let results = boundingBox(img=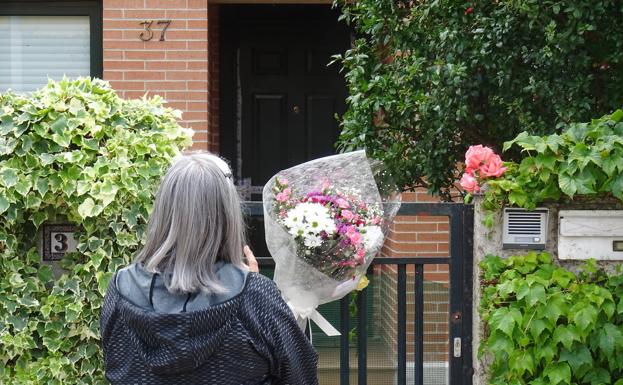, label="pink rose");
[348,231,362,246]
[479,154,507,177]
[465,145,494,172]
[341,210,355,221]
[336,198,350,209]
[459,173,480,193]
